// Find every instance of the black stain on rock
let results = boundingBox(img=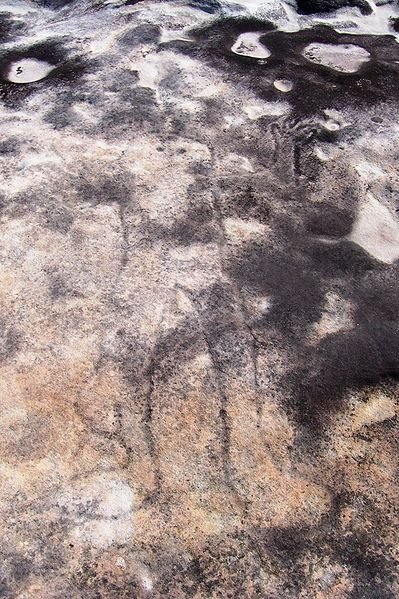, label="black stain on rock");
[0,40,89,108]
[259,518,396,598]
[0,323,21,362]
[153,508,396,598]
[152,189,215,246]
[229,241,325,337]
[48,273,83,300]
[227,188,399,438]
[390,17,399,33]
[175,21,399,116]
[0,137,20,155]
[305,202,354,237]
[77,173,135,209]
[0,13,24,43]
[72,562,139,599]
[292,324,399,428]
[99,85,161,137]
[156,531,264,597]
[189,0,225,14]
[296,0,372,15]
[9,555,32,583]
[34,0,76,8]
[42,204,74,234]
[118,23,160,46]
